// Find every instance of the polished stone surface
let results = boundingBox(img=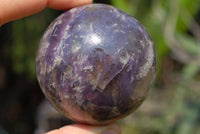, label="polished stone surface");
[36,4,157,125]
